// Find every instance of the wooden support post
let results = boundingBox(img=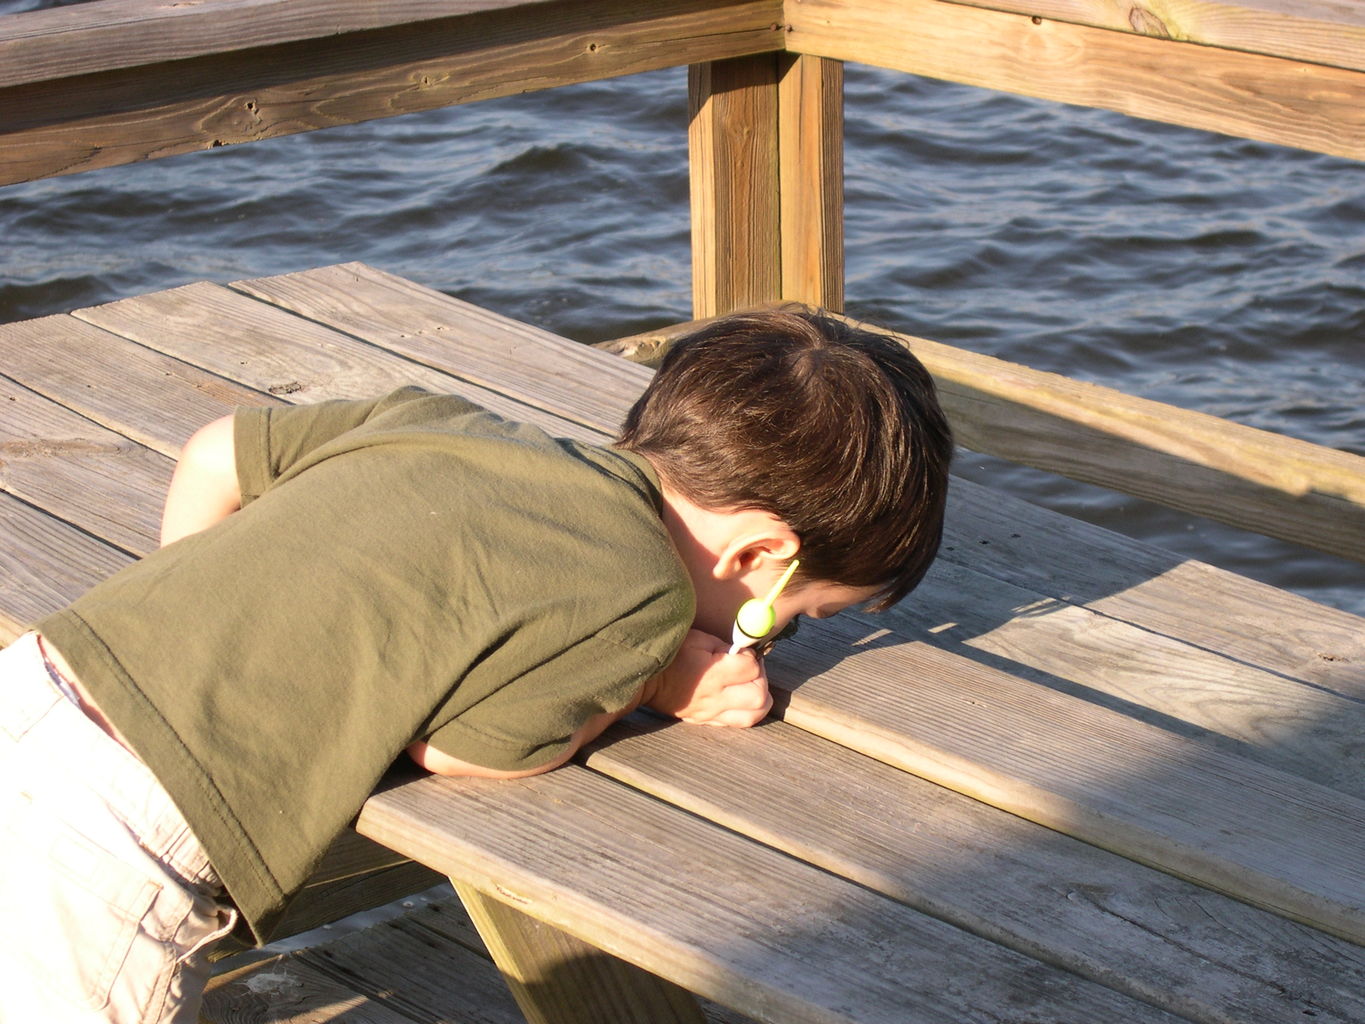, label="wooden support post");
[453,880,707,1024]
[688,51,843,319]
[778,52,844,313]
